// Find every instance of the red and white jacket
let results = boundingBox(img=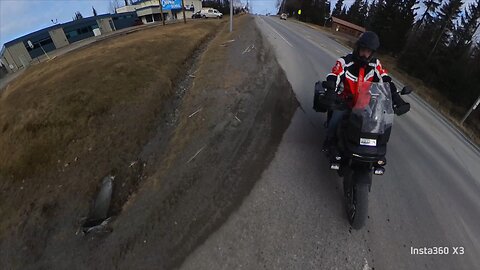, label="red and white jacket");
[326,54,395,108]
